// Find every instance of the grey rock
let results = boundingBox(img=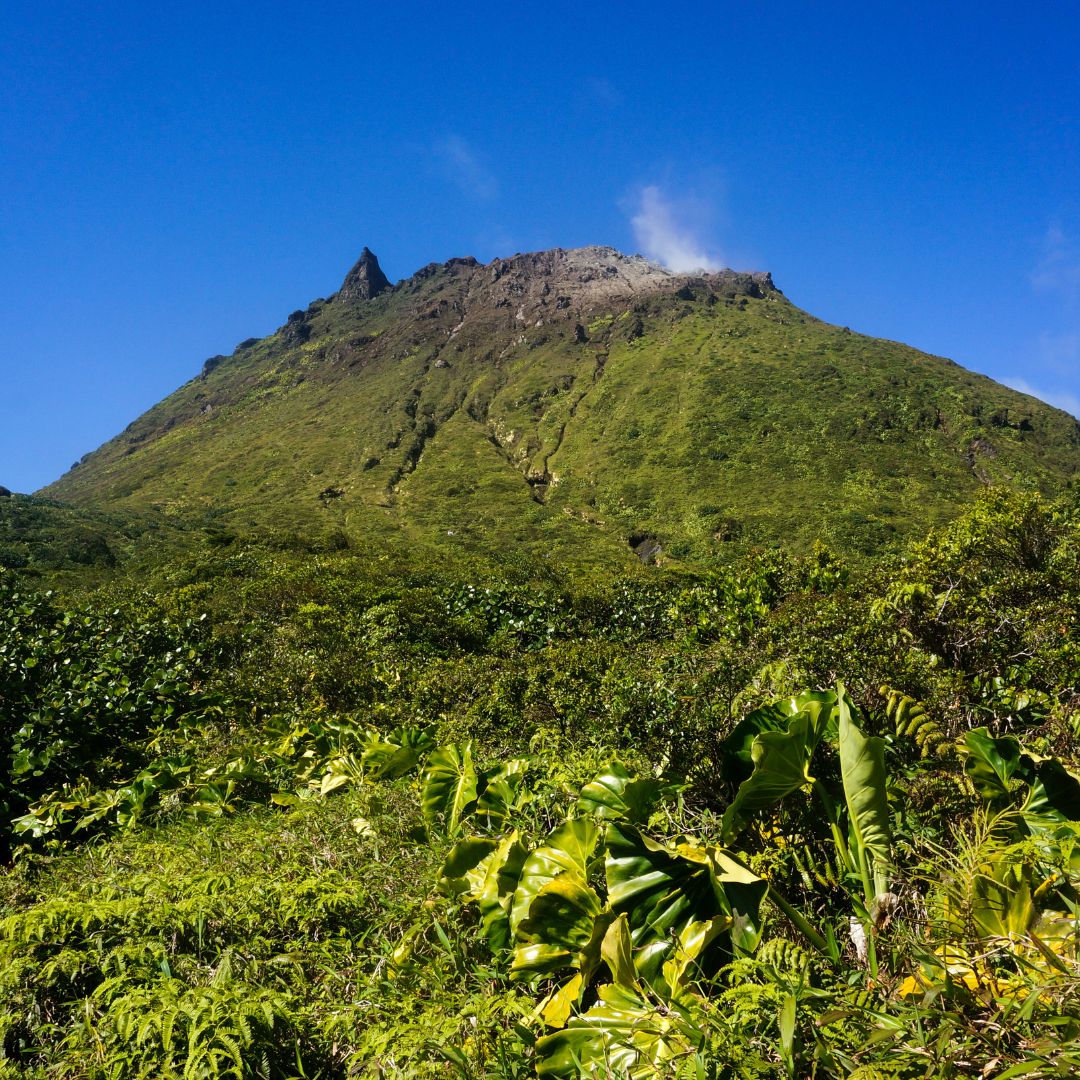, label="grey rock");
[338,247,391,303]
